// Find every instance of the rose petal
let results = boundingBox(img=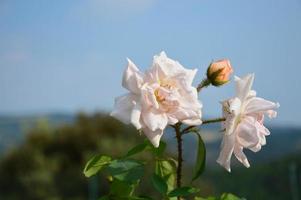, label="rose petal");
[234,145,250,168]
[141,86,160,109]
[142,127,164,148]
[229,97,241,115]
[235,74,254,101]
[131,103,142,129]
[182,118,202,126]
[152,51,197,85]
[245,97,279,115]
[122,58,144,94]
[236,116,259,148]
[142,109,168,131]
[217,133,236,172]
[110,94,138,125]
